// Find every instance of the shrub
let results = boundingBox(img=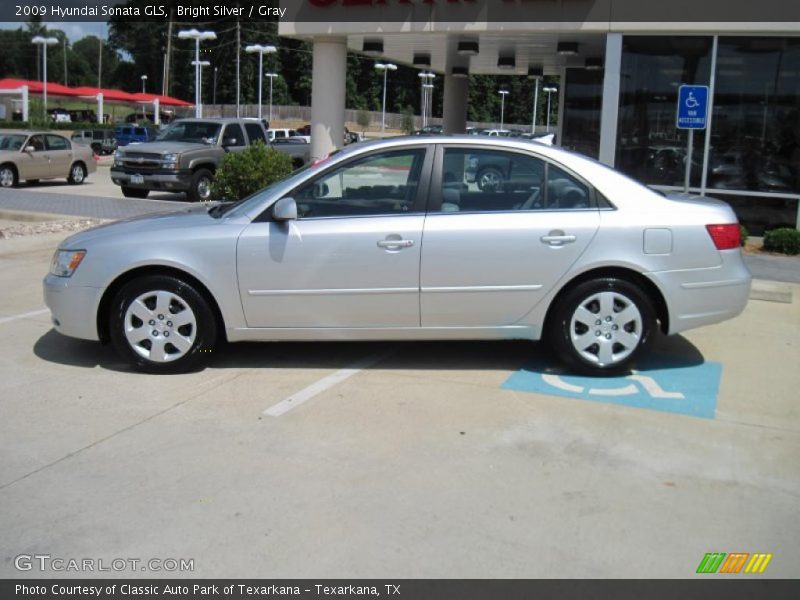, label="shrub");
[210,142,293,202]
[356,109,371,131]
[401,105,415,134]
[739,224,748,247]
[763,227,800,255]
